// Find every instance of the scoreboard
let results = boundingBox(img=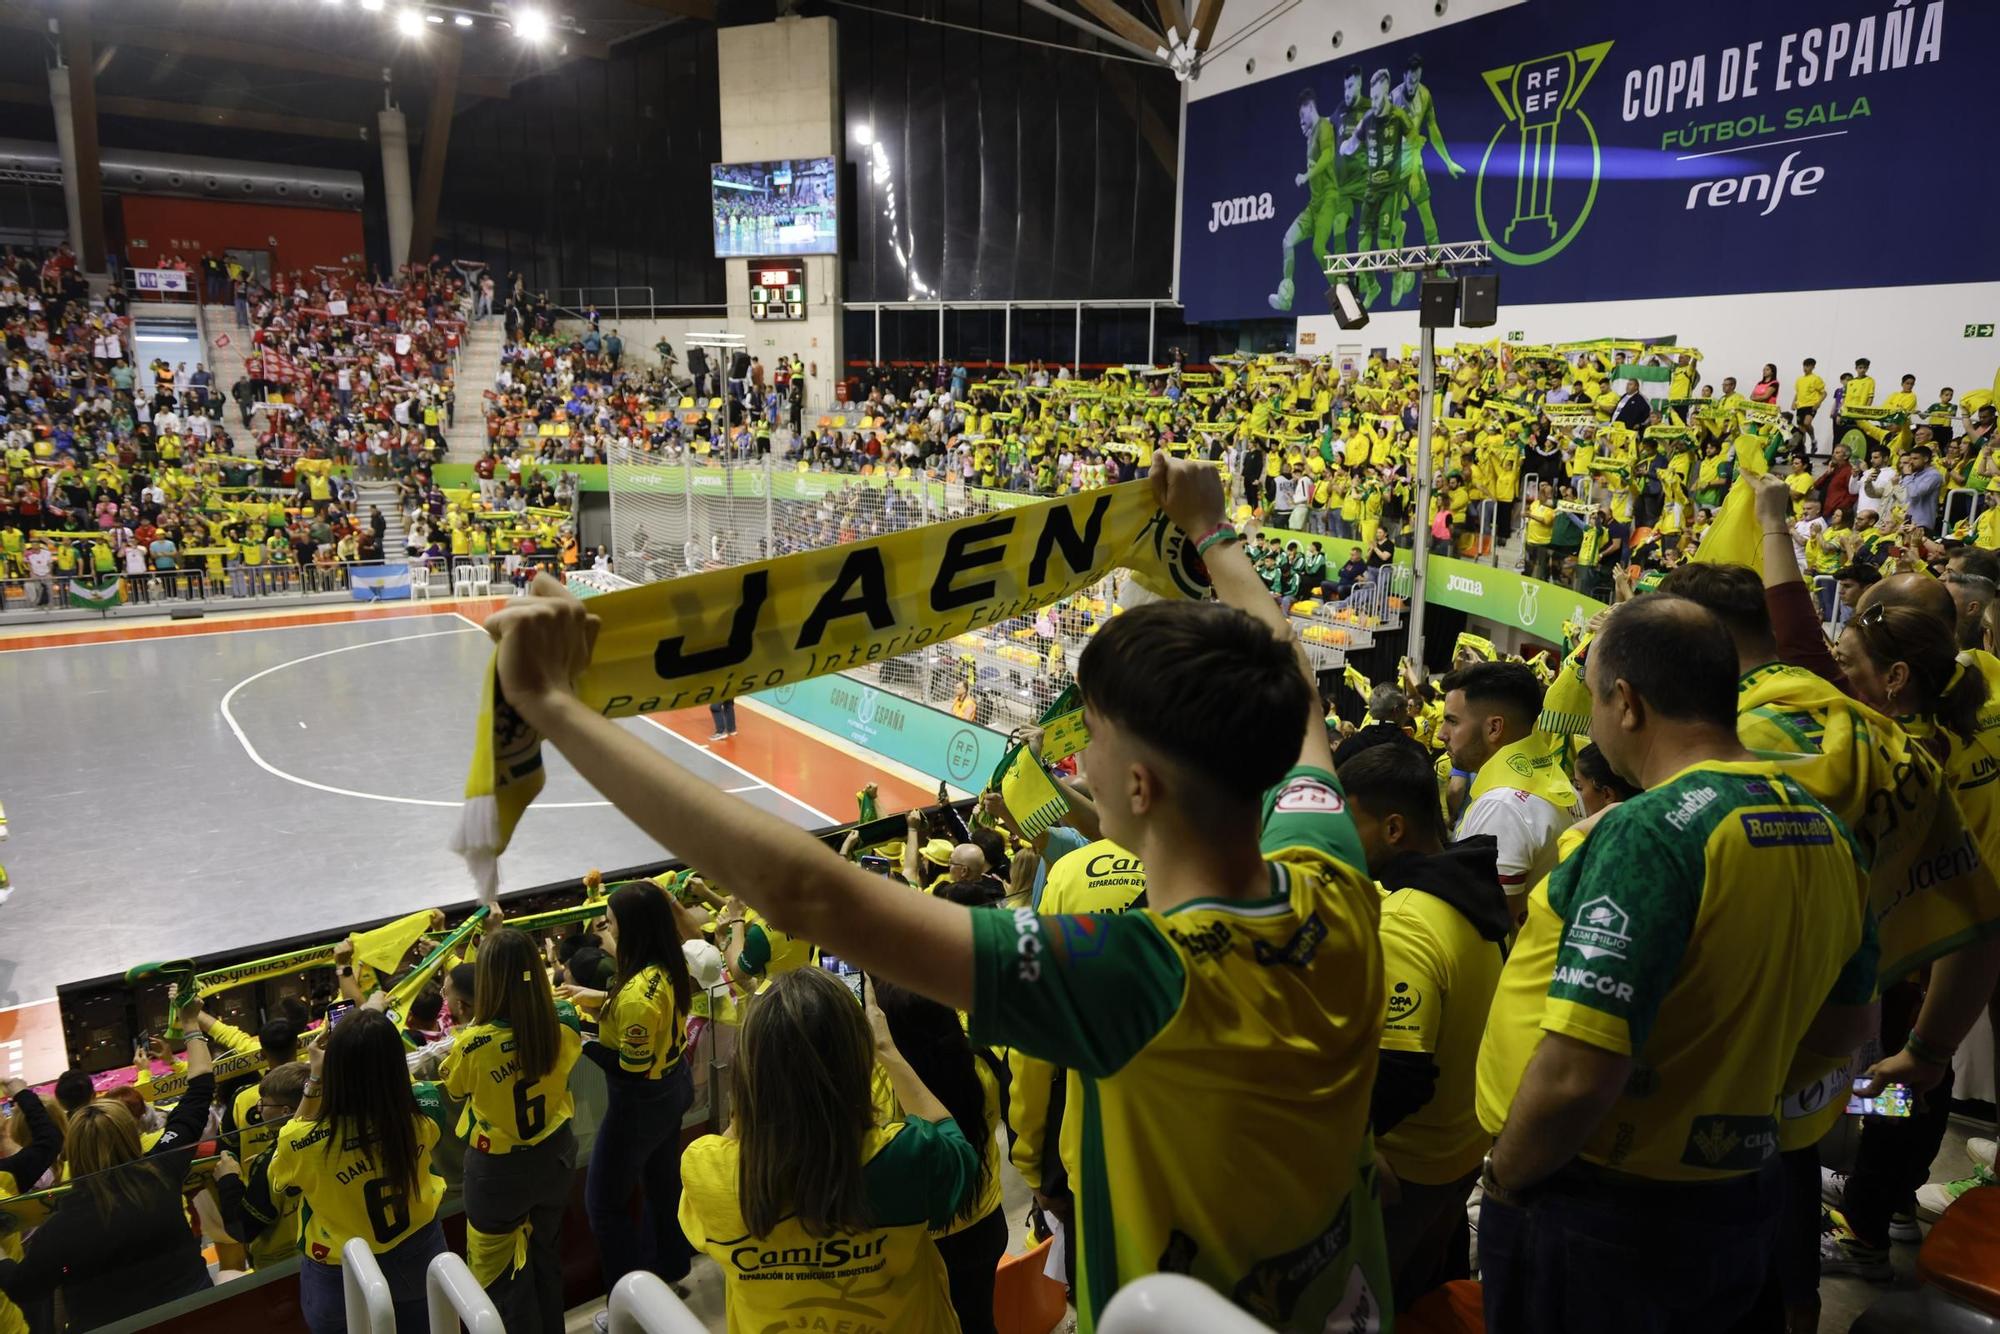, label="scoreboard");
[748,259,806,321]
